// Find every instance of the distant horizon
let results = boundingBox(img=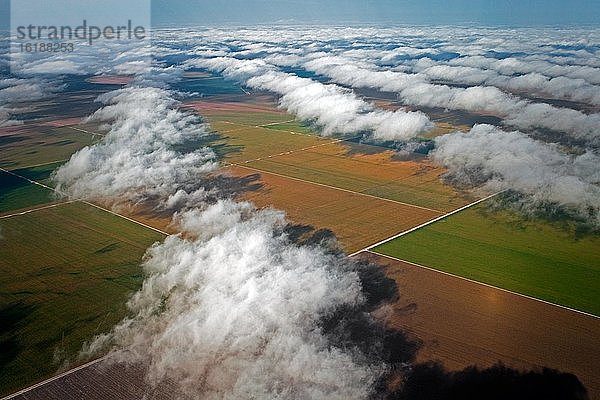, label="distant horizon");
[150,0,600,27]
[1,0,600,31]
[150,20,600,29]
